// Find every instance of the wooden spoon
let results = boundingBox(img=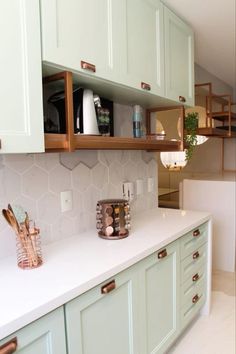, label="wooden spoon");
[2,209,19,234]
